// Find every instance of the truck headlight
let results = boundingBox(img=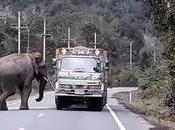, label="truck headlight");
[91,75,101,80]
[55,82,59,89]
[101,84,104,90]
[60,84,72,89]
[86,85,101,90]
